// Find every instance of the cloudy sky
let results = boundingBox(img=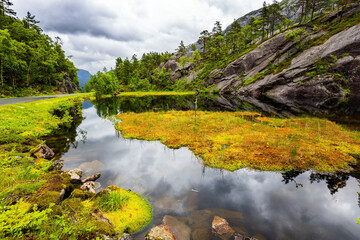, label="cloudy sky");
[12,0,265,74]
